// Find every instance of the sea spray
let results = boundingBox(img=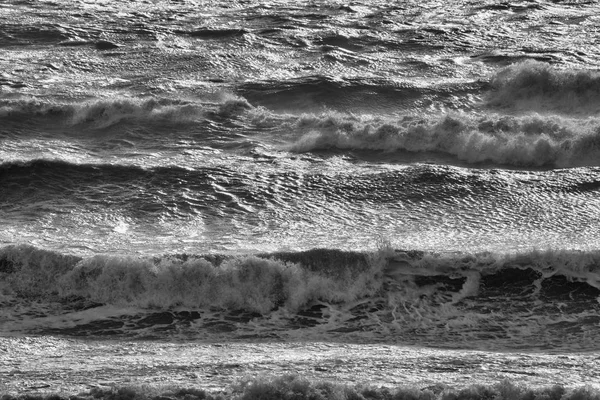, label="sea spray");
[487,60,600,114]
[4,86,600,167]
[2,376,600,400]
[1,244,599,347]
